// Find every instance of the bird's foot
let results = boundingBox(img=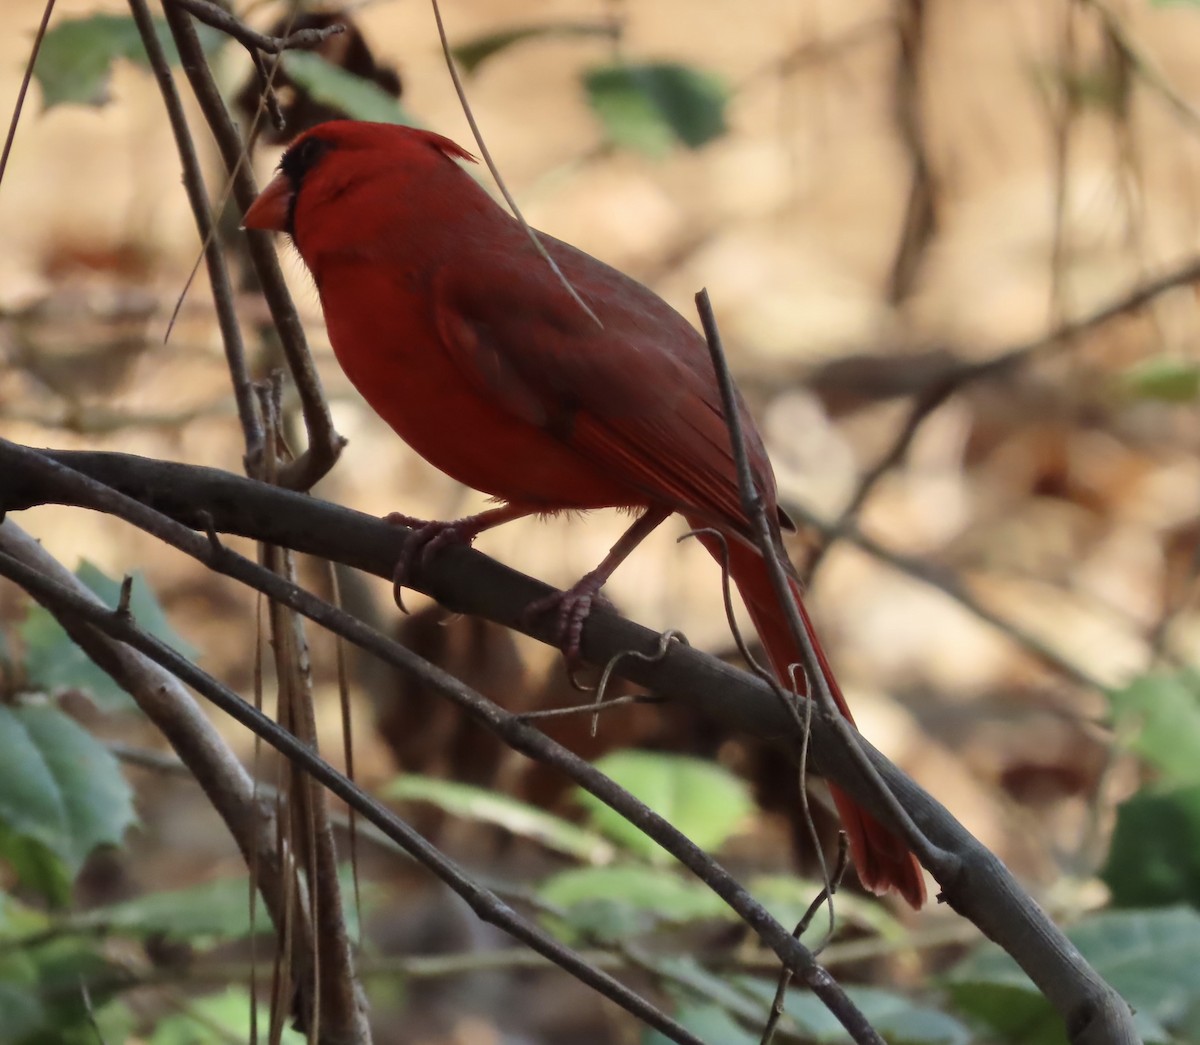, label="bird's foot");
[385,512,477,611]
[523,572,615,665]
